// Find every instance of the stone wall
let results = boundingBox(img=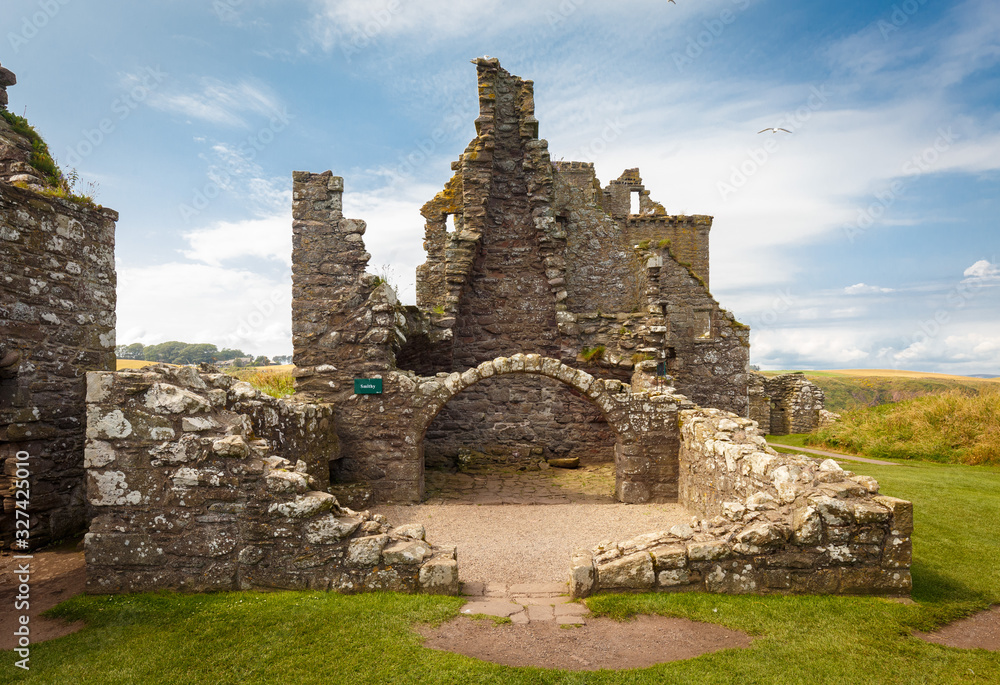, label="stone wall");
[747,372,826,435]
[423,375,616,467]
[291,171,406,393]
[570,409,912,597]
[84,364,458,594]
[1,181,117,549]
